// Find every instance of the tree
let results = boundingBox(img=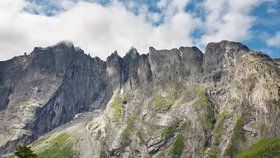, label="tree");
[14,146,38,158]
